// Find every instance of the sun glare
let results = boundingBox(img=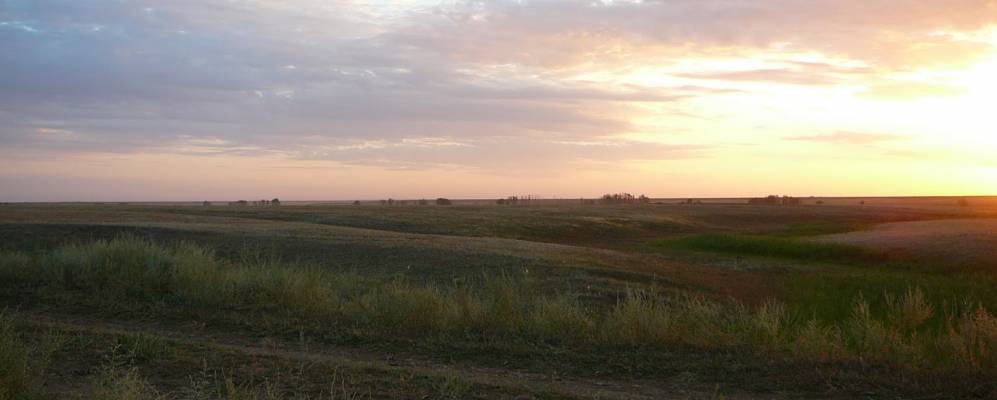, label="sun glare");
[955,55,997,145]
